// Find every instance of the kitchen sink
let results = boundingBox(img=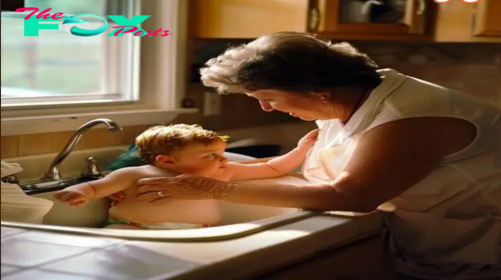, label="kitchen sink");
[4,174,319,242]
